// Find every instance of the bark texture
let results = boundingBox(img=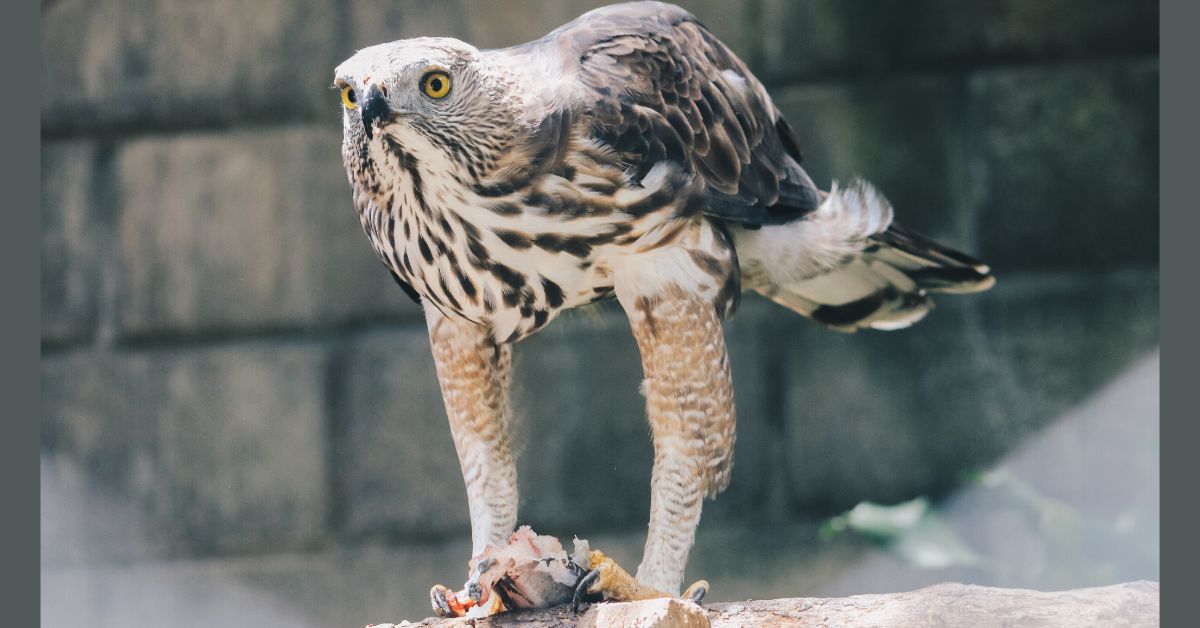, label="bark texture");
[370,580,1159,627]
